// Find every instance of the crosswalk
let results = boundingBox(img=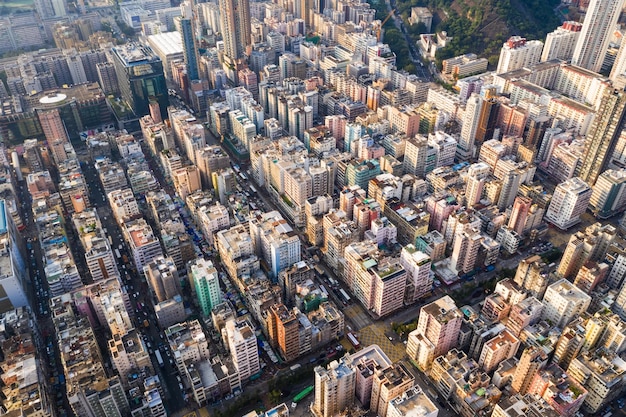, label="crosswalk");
[357,324,405,363]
